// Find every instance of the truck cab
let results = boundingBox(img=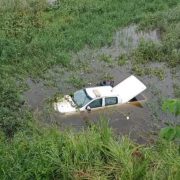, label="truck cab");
[54,75,147,114]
